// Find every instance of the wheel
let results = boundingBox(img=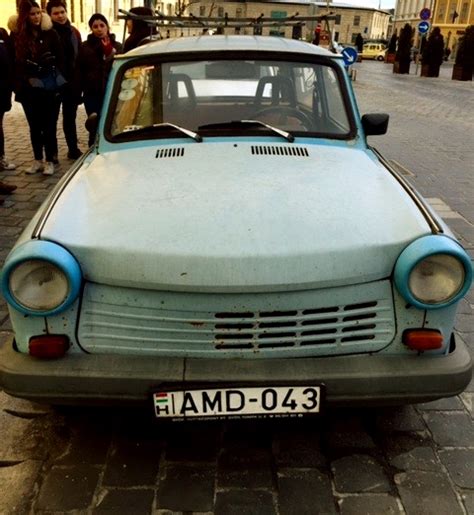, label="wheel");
[252,106,313,131]
[377,55,385,62]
